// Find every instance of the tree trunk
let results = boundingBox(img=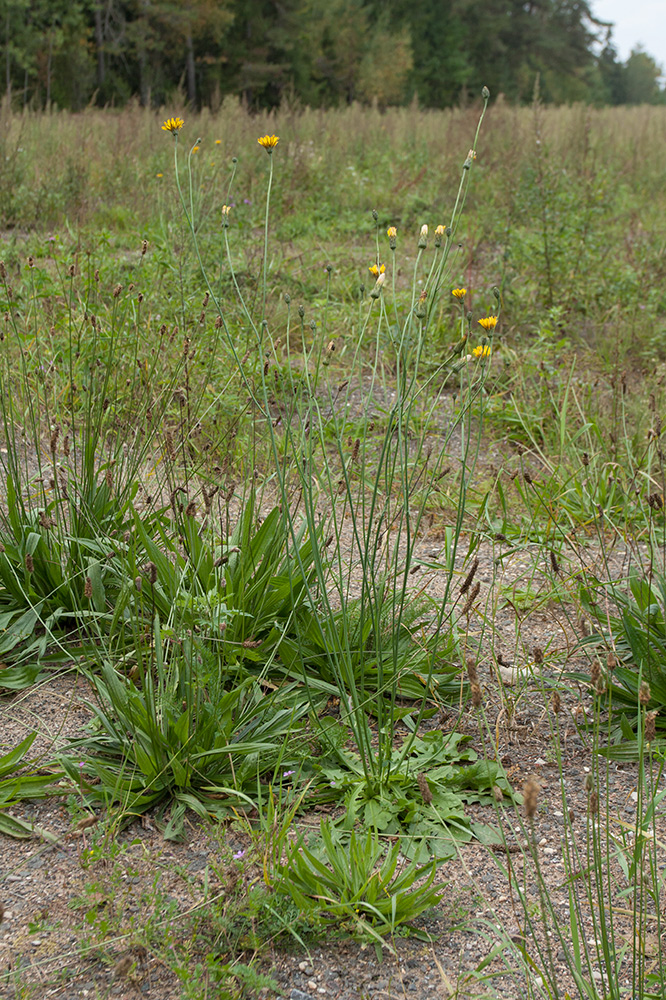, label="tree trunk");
[46,29,53,106]
[186,26,196,106]
[94,3,105,89]
[5,11,11,100]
